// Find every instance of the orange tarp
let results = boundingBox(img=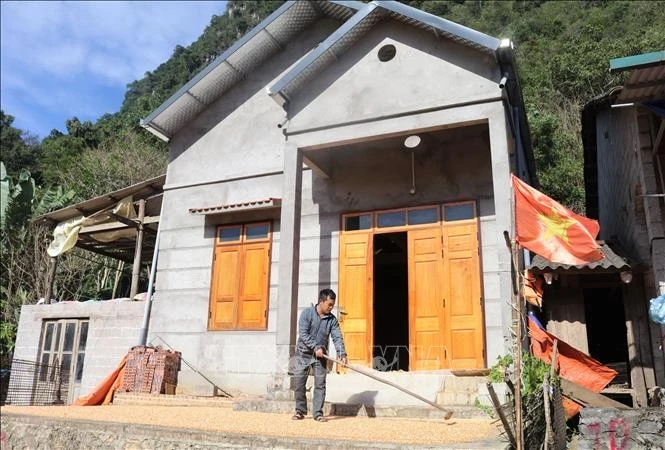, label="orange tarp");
[523,270,544,308]
[528,317,617,417]
[74,354,127,406]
